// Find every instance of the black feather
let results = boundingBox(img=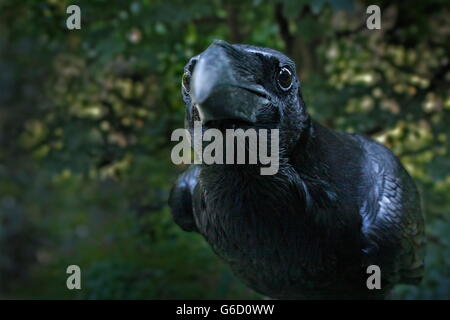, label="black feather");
[169,41,425,299]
